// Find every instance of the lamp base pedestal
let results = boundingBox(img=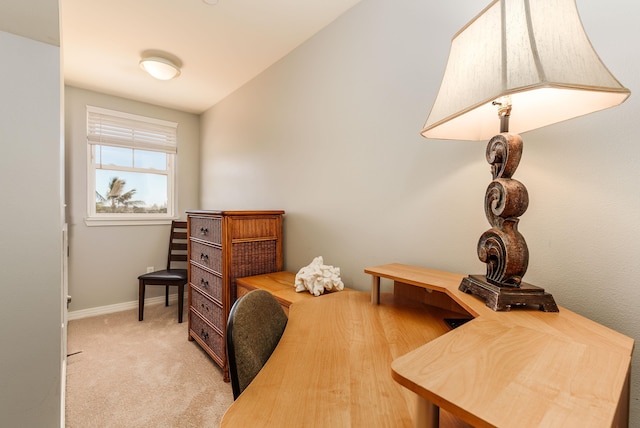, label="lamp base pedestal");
[459,275,558,312]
